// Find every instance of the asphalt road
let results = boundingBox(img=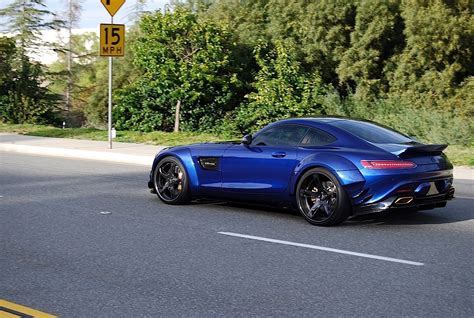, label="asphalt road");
[1,152,473,317]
